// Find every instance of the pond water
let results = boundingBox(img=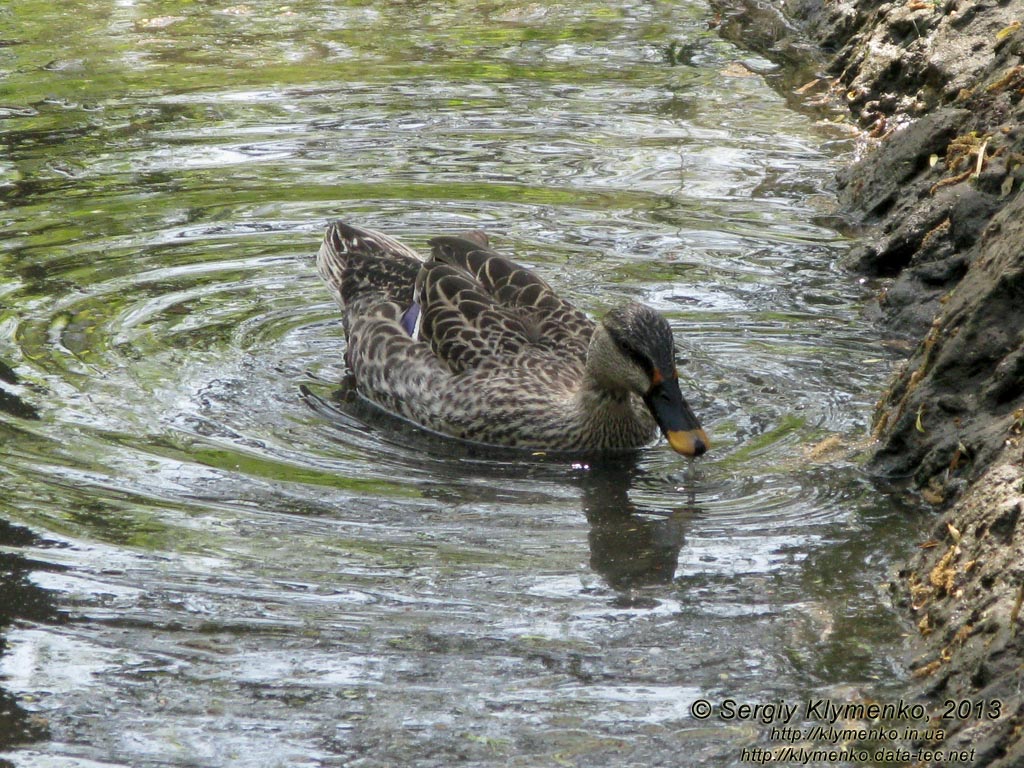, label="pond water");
[1,1,922,766]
